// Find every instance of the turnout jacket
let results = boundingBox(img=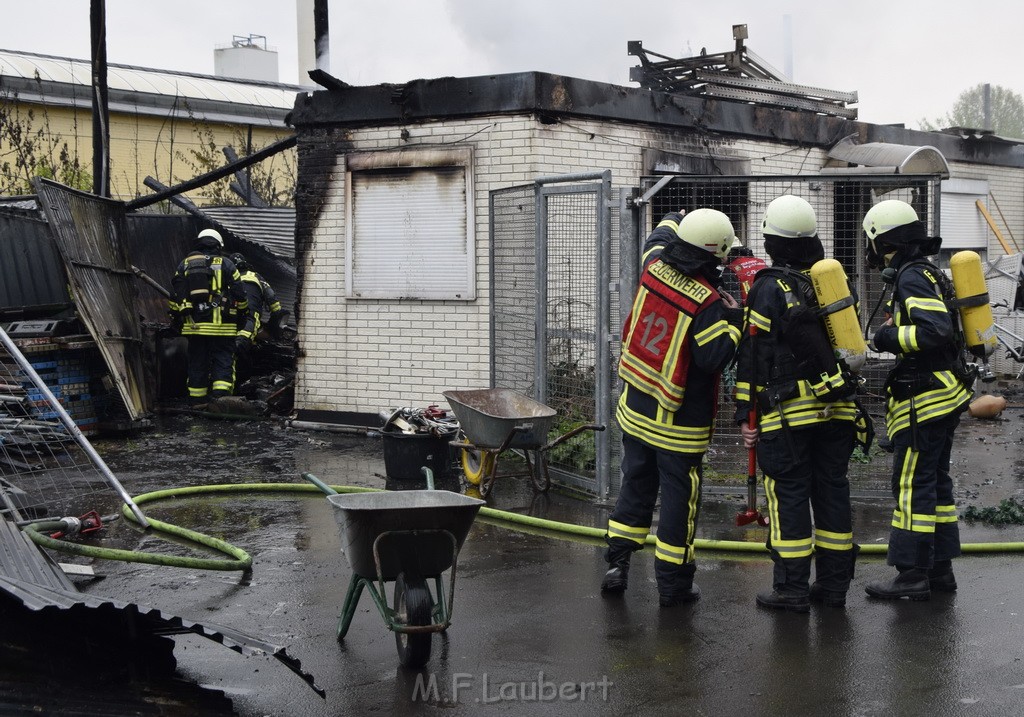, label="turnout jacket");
[872,260,971,438]
[734,267,858,434]
[616,213,741,453]
[169,252,248,337]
